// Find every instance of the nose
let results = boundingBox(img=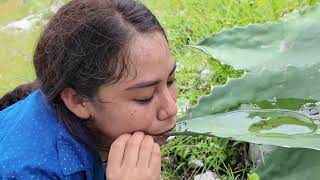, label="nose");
[157,88,177,121]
